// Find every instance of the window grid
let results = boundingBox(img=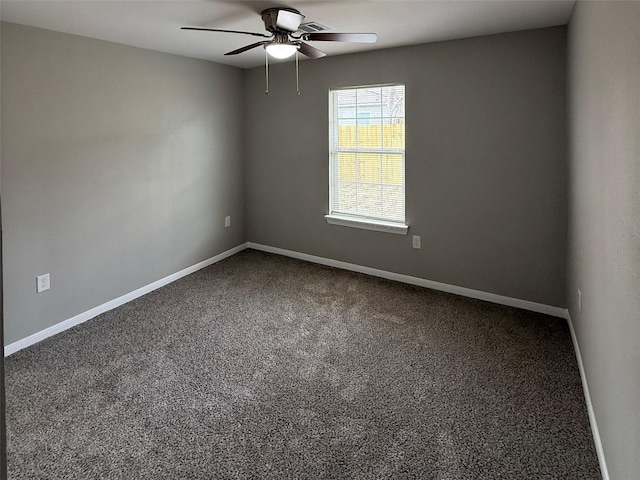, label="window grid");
[329,84,405,223]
